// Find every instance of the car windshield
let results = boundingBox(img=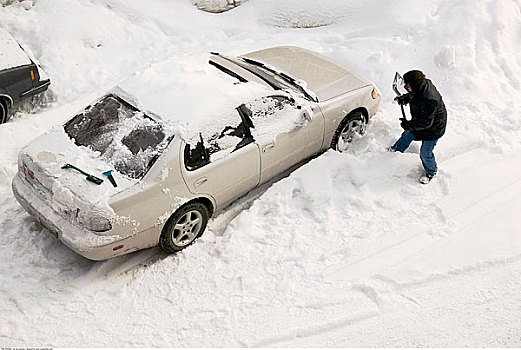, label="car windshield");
[235,57,316,101]
[64,94,174,179]
[217,55,301,94]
